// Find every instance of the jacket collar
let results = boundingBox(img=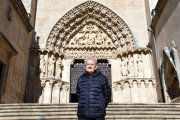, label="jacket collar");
[83,68,101,77]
